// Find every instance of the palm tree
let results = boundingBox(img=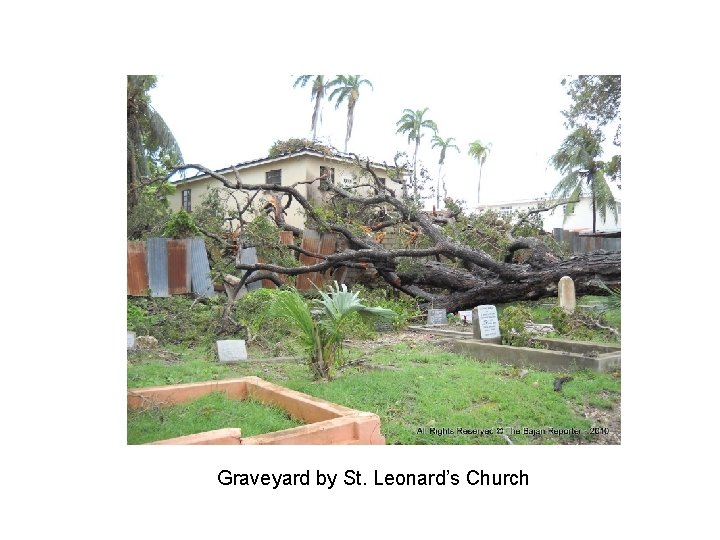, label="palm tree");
[293,75,328,141]
[127,75,183,213]
[270,282,394,379]
[468,140,491,205]
[431,134,460,208]
[396,108,438,197]
[327,75,373,152]
[549,125,618,233]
